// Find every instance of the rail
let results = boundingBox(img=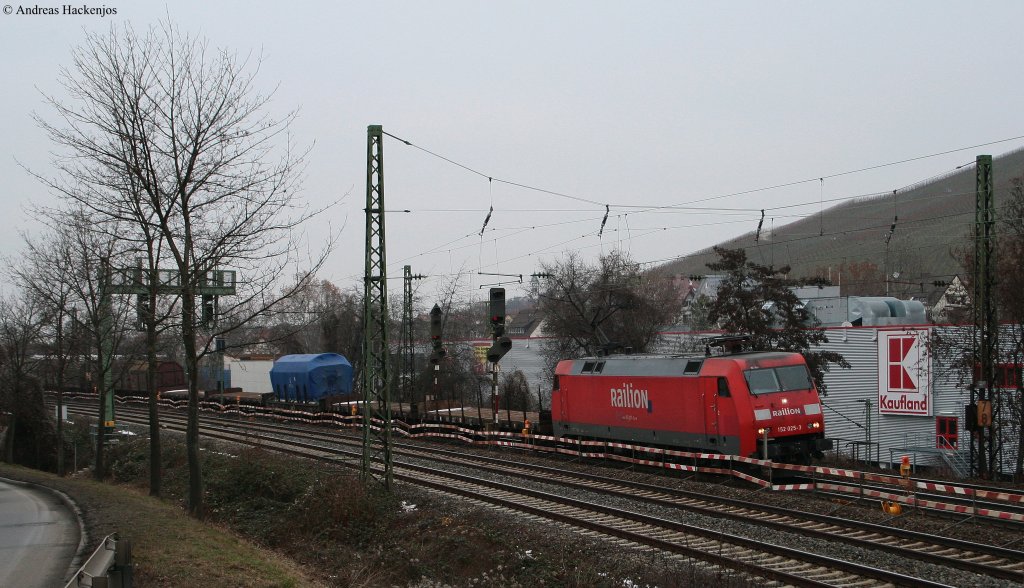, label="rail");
[64,533,132,588]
